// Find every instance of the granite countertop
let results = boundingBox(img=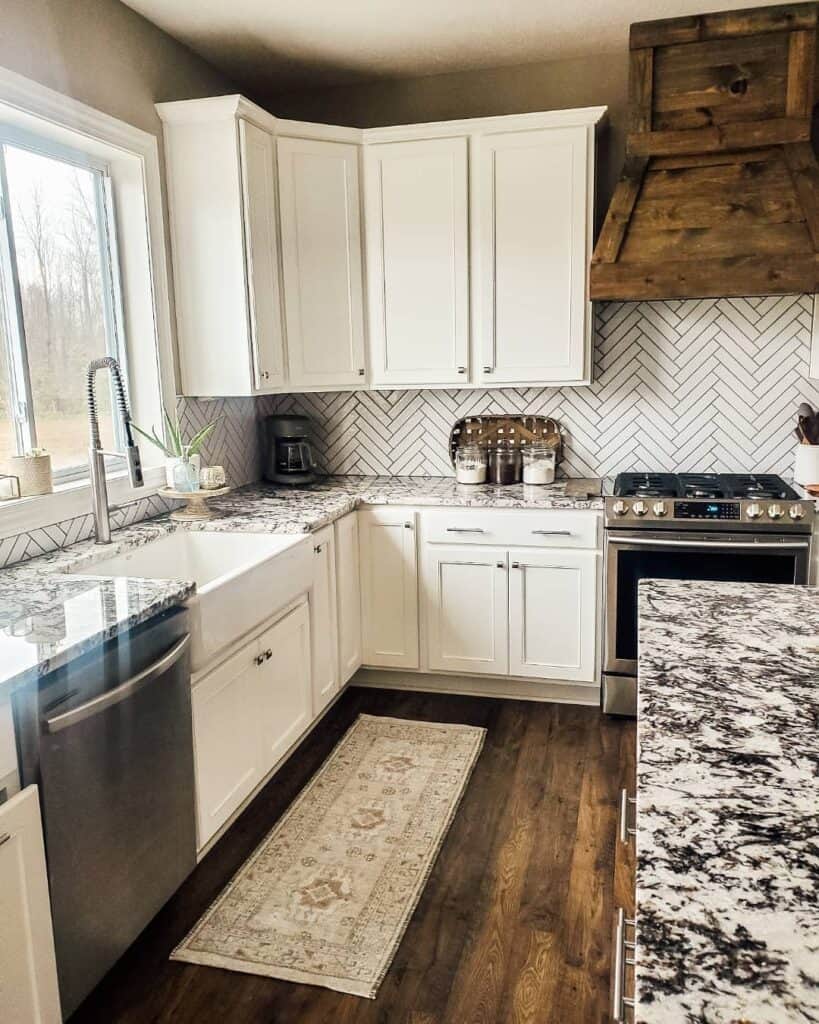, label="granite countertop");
[636,579,819,1023]
[0,475,603,694]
